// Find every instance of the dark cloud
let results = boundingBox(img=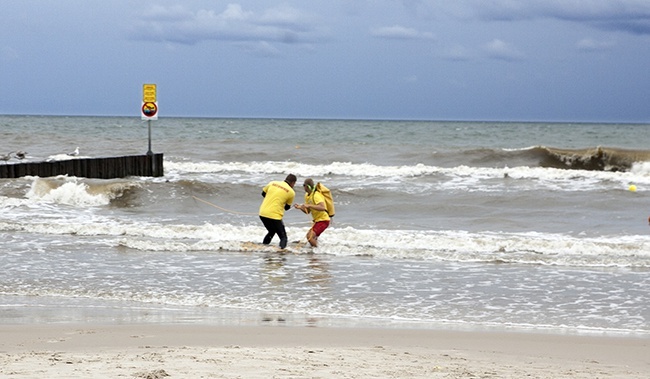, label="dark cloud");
[471,1,650,35]
[596,19,650,35]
